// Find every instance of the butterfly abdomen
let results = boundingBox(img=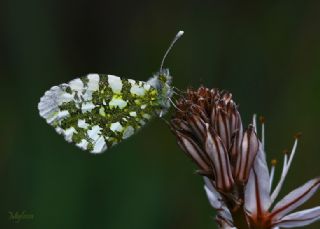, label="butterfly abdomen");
[38,74,163,153]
